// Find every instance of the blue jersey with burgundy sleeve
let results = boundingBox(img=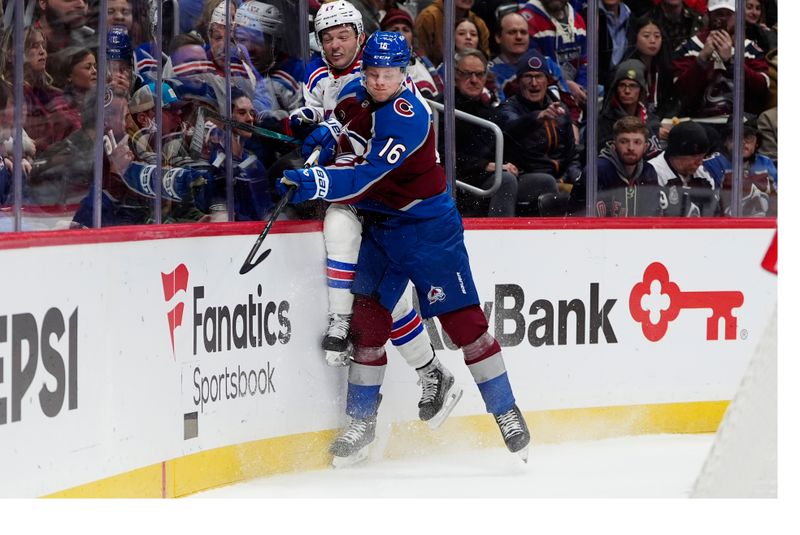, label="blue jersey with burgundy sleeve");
[319,79,451,219]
